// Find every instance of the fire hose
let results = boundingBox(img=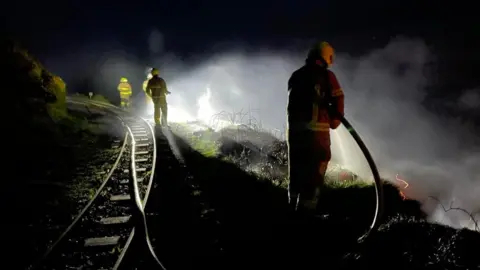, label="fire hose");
[340,115,384,240]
